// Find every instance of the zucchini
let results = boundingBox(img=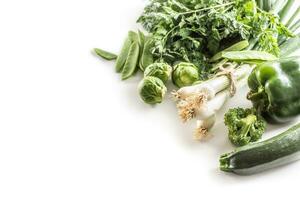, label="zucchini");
[220,122,300,175]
